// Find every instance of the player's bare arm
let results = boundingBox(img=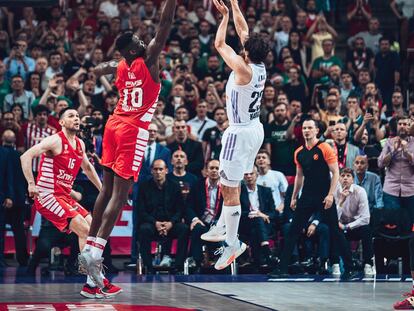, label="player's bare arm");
[92,59,119,78]
[229,0,249,45]
[213,0,251,85]
[79,140,102,191]
[20,134,61,197]
[145,0,177,82]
